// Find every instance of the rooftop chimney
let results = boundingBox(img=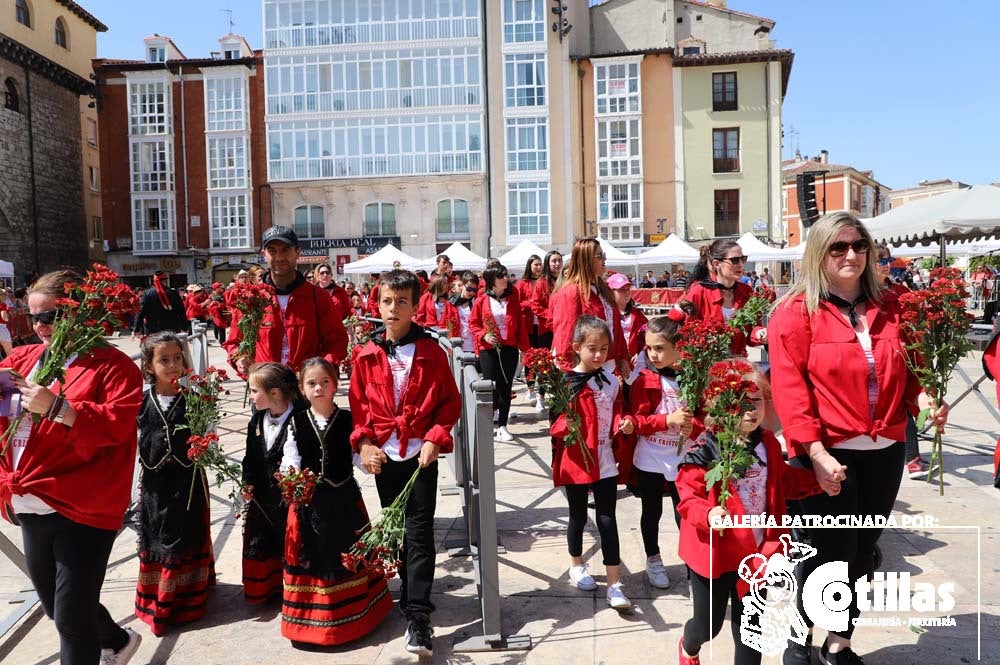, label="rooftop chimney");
[819,150,829,164]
